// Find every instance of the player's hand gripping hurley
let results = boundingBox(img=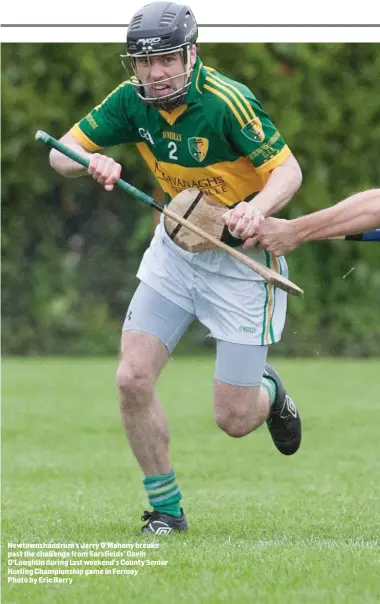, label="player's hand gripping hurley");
[35,130,303,297]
